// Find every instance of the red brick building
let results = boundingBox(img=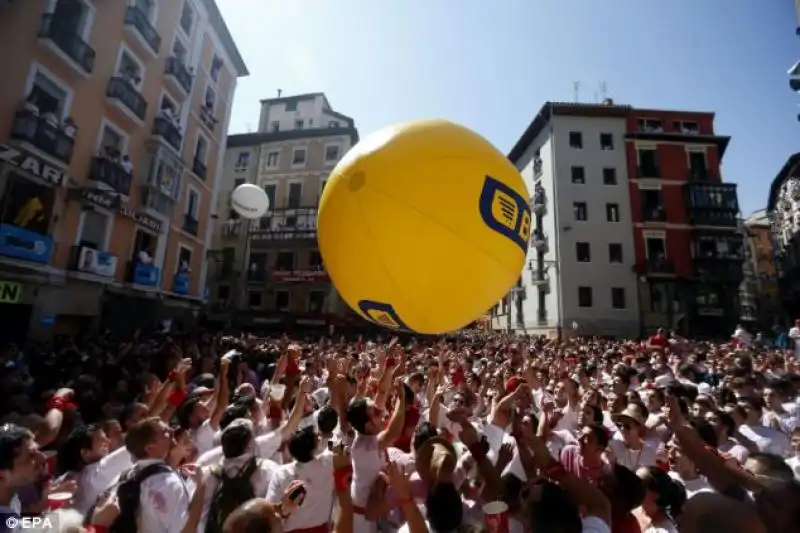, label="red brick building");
[626,110,742,336]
